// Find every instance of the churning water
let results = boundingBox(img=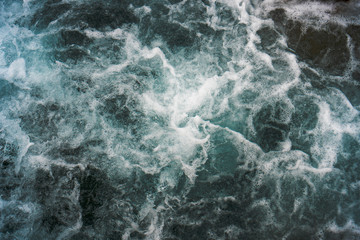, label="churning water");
[0,0,360,239]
